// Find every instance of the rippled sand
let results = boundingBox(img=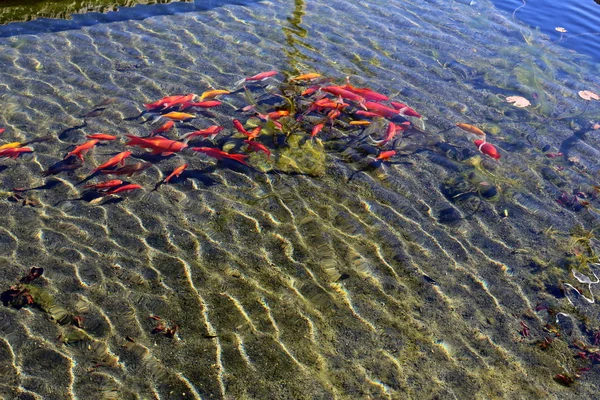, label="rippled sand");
[0,0,600,398]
